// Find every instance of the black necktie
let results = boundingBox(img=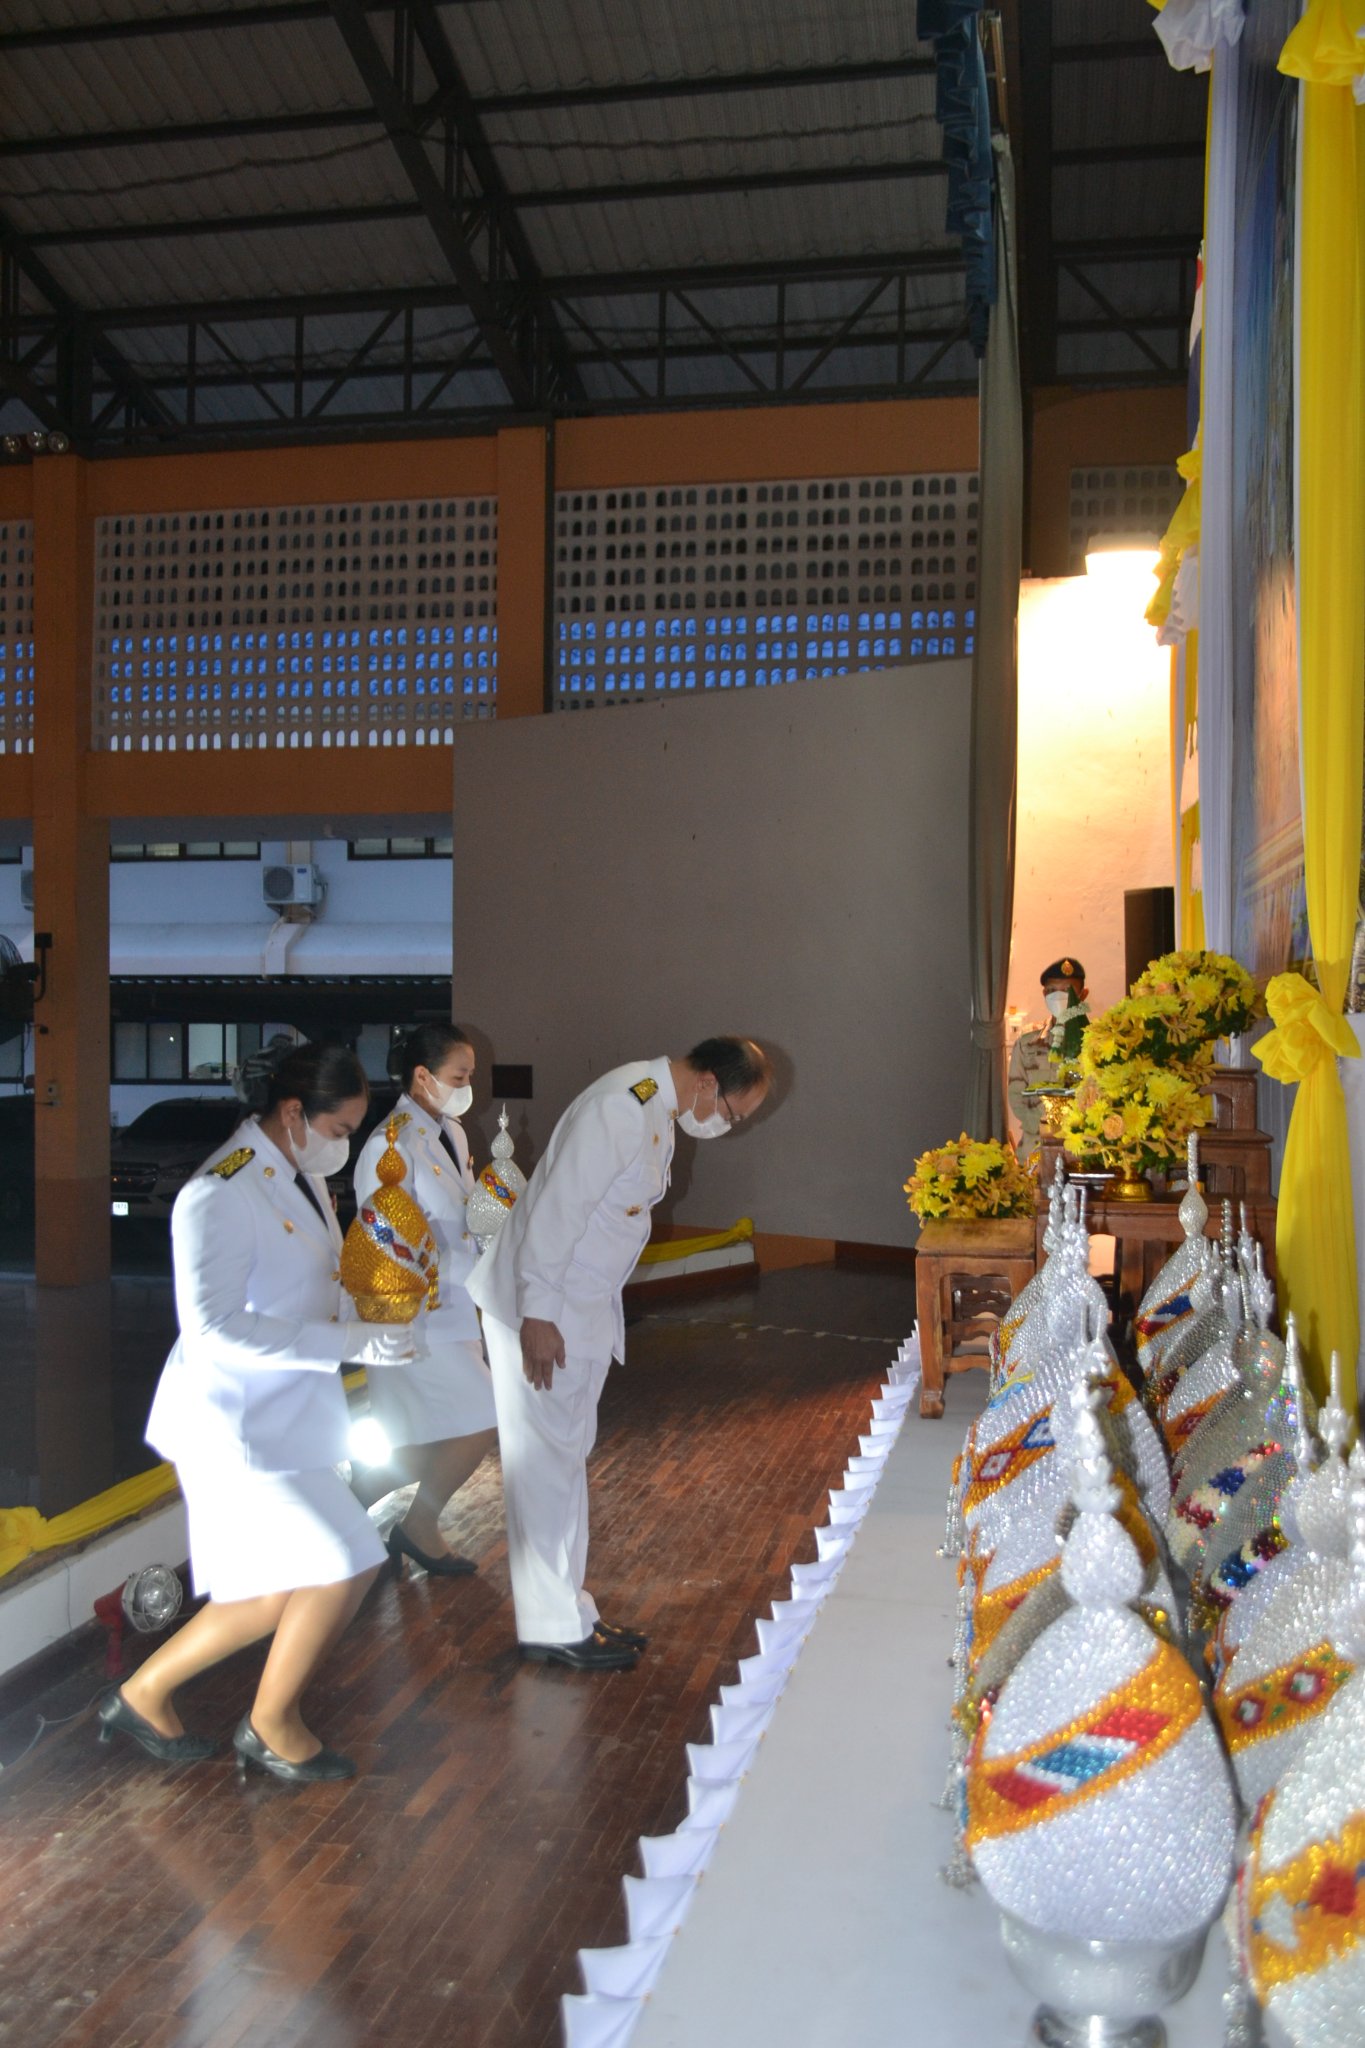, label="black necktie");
[294,1171,328,1225]
[437,1126,462,1173]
